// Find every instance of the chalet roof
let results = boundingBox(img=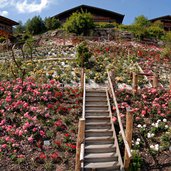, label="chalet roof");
[53,4,124,23]
[0,15,19,26]
[149,15,171,22]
